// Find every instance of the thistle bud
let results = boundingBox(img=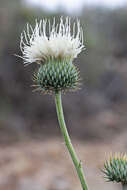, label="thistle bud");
[103,153,127,185]
[34,60,80,93]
